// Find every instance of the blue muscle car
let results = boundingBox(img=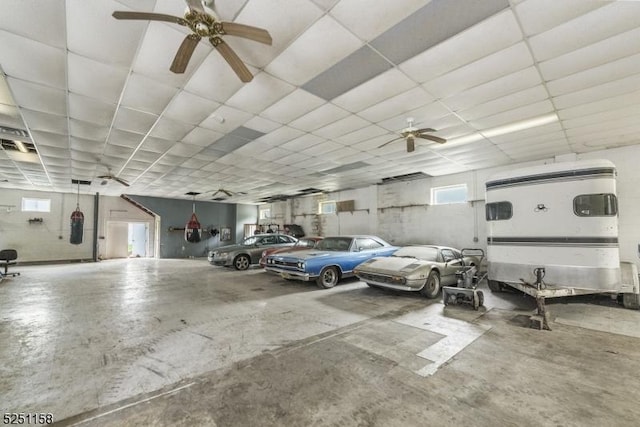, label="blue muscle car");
[264,235,398,288]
